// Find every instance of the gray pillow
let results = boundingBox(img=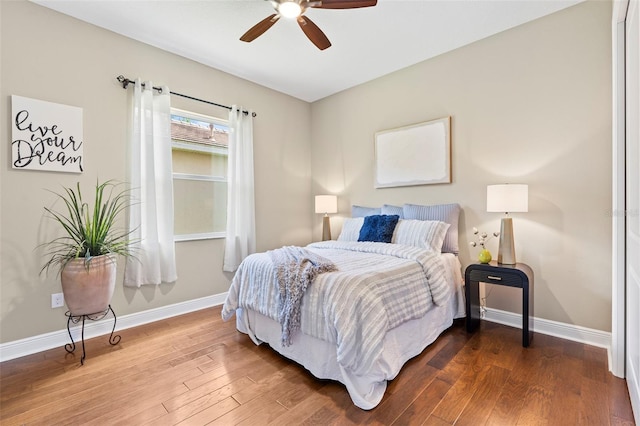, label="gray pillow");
[381,204,404,218]
[402,203,461,254]
[351,205,381,217]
